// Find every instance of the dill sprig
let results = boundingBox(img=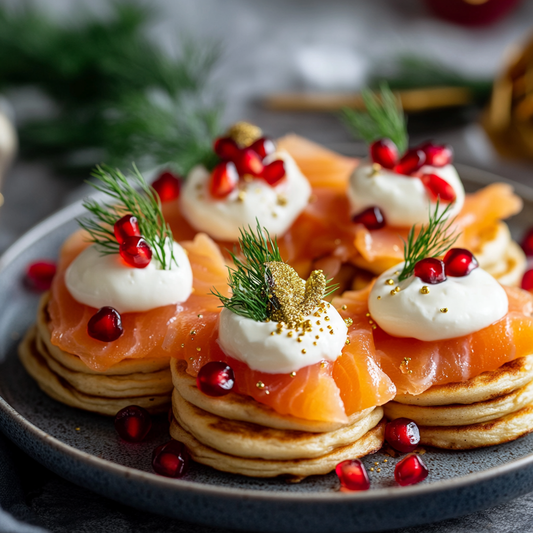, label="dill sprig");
[399,202,460,281]
[79,164,176,270]
[341,83,408,154]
